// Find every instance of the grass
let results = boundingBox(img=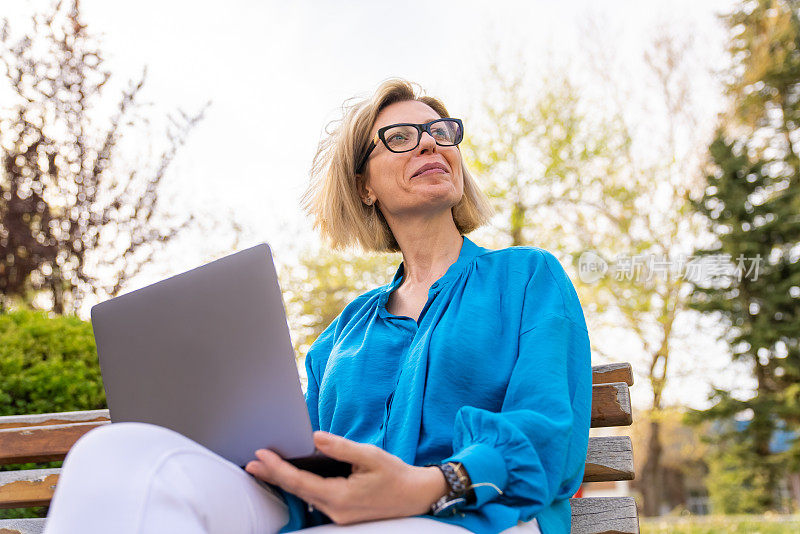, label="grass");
[641,515,800,533]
